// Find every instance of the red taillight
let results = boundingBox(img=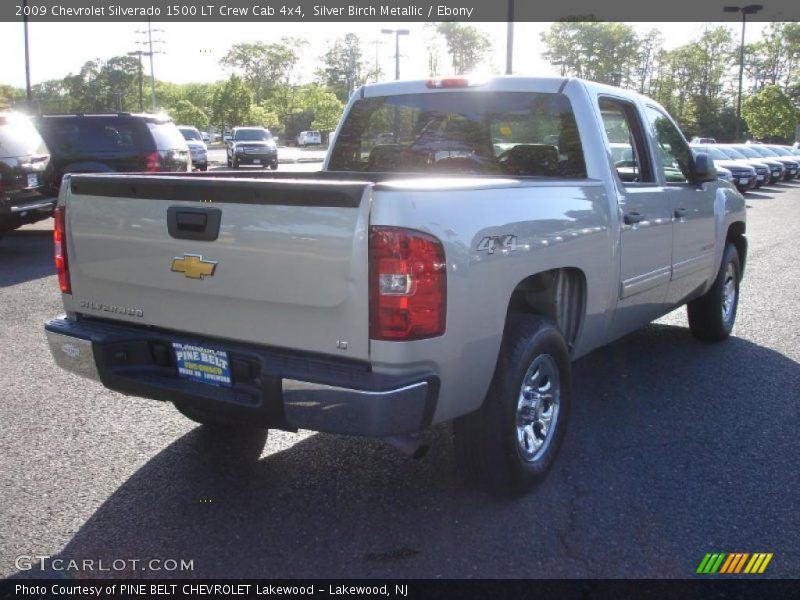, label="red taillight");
[369,226,446,341]
[426,78,470,89]
[145,151,161,172]
[53,206,71,294]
